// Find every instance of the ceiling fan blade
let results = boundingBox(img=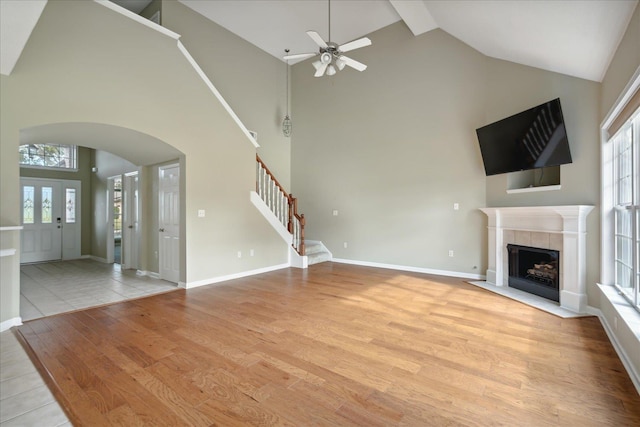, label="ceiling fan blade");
[284,53,316,60]
[314,62,328,77]
[306,31,328,48]
[339,37,372,53]
[340,56,367,72]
